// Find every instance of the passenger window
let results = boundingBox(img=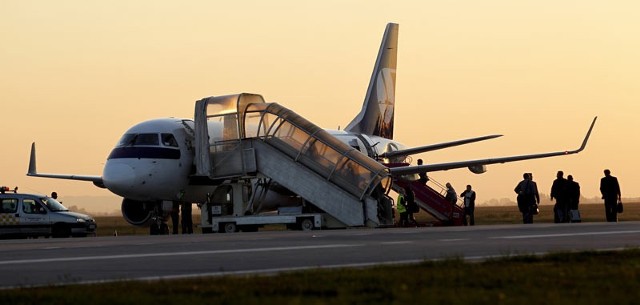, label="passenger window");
[23,199,46,214]
[161,133,179,147]
[1,199,18,213]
